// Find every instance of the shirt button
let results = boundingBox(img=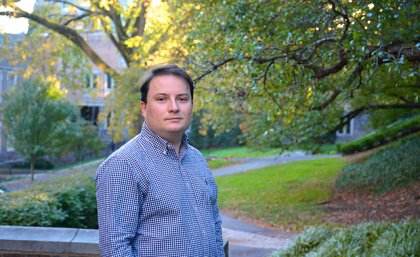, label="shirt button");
[186,183,191,188]
[202,230,206,235]
[194,206,198,211]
